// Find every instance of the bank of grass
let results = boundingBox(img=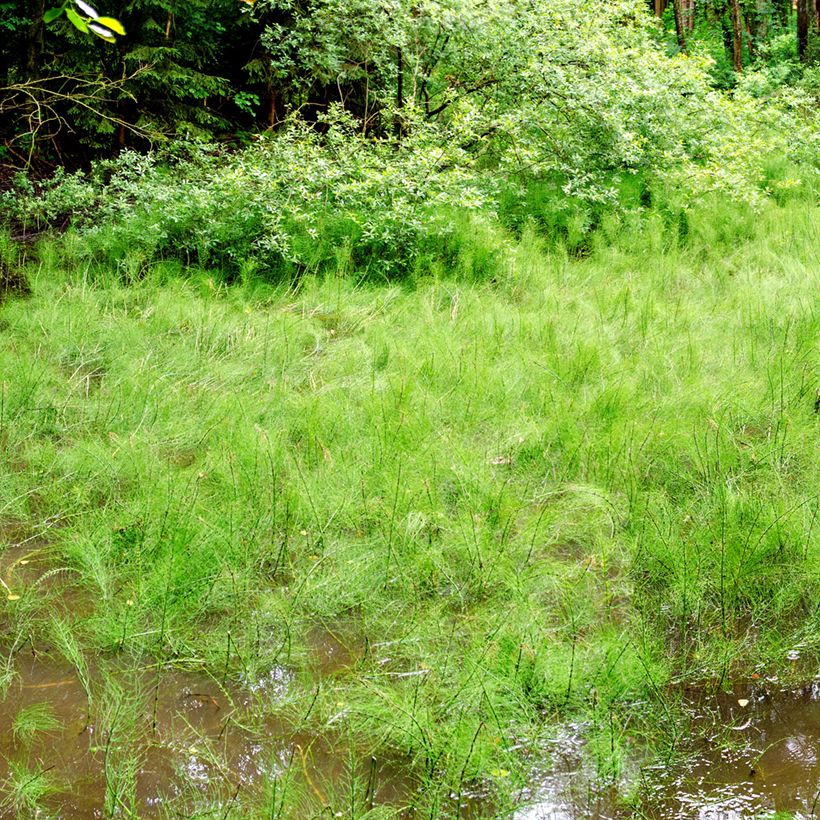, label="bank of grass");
[0,195,817,815]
